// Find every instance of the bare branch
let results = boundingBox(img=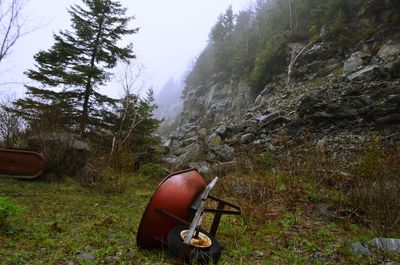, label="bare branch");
[0,0,32,63]
[286,40,314,85]
[0,94,24,147]
[111,61,149,154]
